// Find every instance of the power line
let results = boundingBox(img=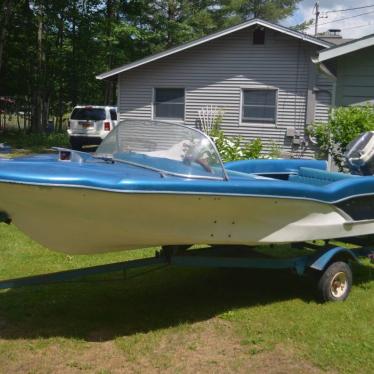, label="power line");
[307,9,374,29]
[326,5,374,14]
[319,9,374,26]
[343,22,374,31]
